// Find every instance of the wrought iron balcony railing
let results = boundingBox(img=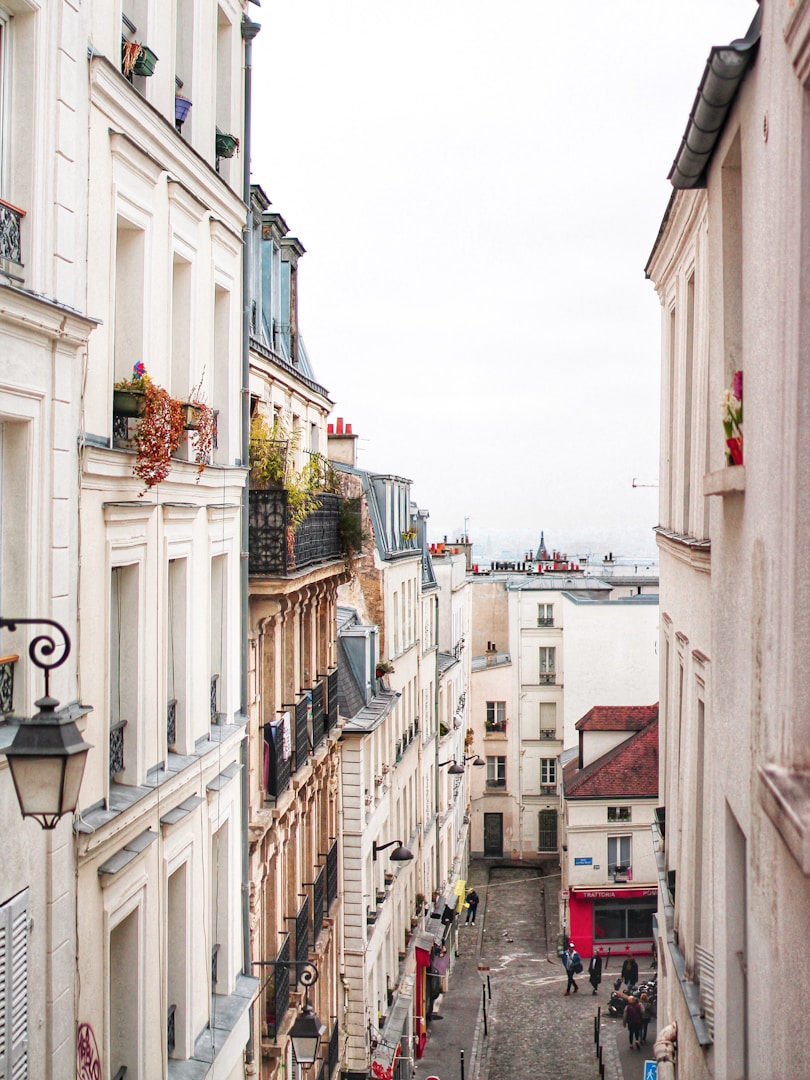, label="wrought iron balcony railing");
[110,718,127,778]
[249,490,342,576]
[0,198,25,274]
[0,654,17,714]
[264,720,291,800]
